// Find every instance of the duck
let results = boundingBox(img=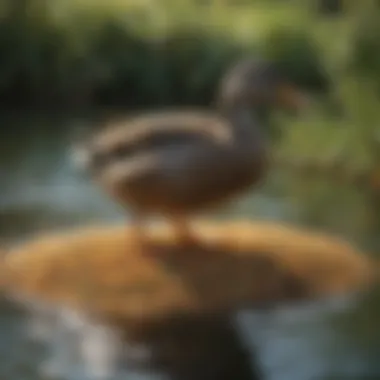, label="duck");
[74,58,308,252]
